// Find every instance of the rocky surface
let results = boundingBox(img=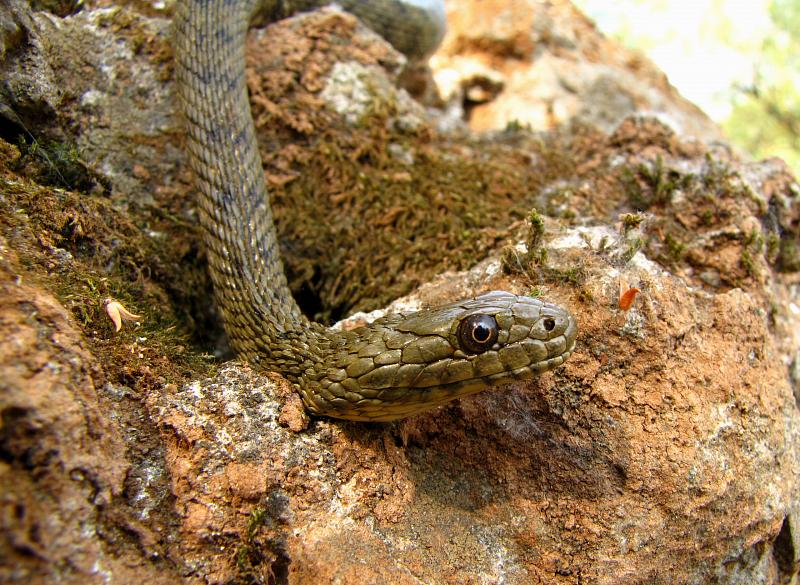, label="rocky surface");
[0,0,799,584]
[431,0,725,139]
